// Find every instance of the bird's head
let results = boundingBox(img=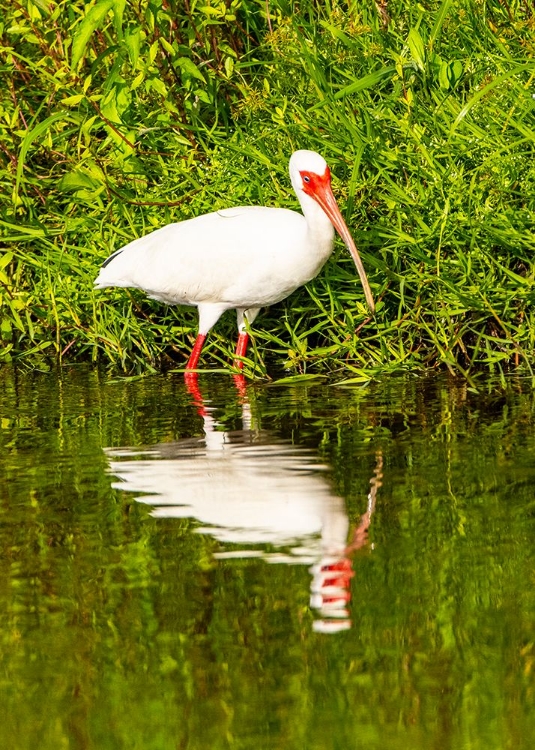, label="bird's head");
[289,150,330,197]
